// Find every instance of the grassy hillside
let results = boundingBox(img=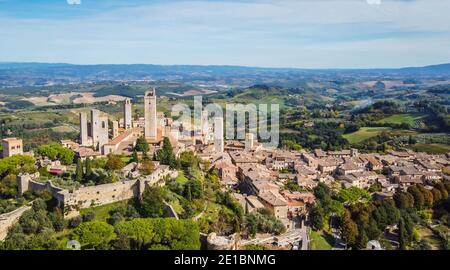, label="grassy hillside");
[412,143,450,154]
[343,127,391,144]
[376,114,426,125]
